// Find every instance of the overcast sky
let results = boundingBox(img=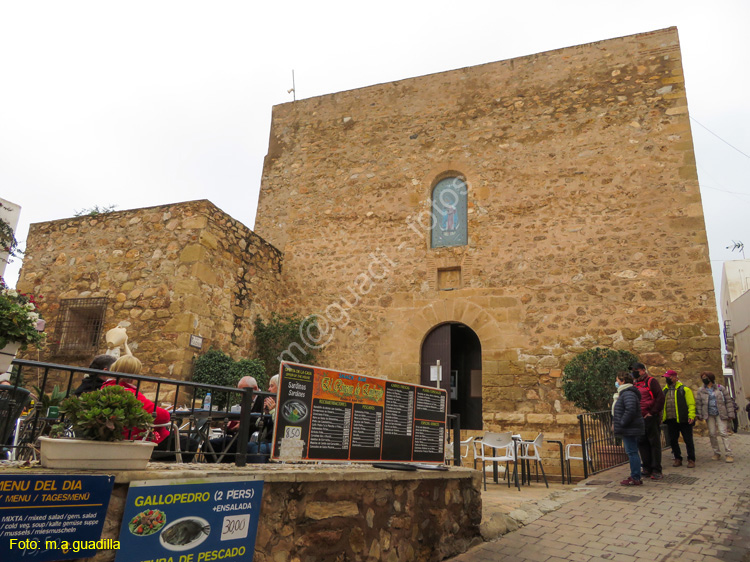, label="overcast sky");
[2,1,749,326]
